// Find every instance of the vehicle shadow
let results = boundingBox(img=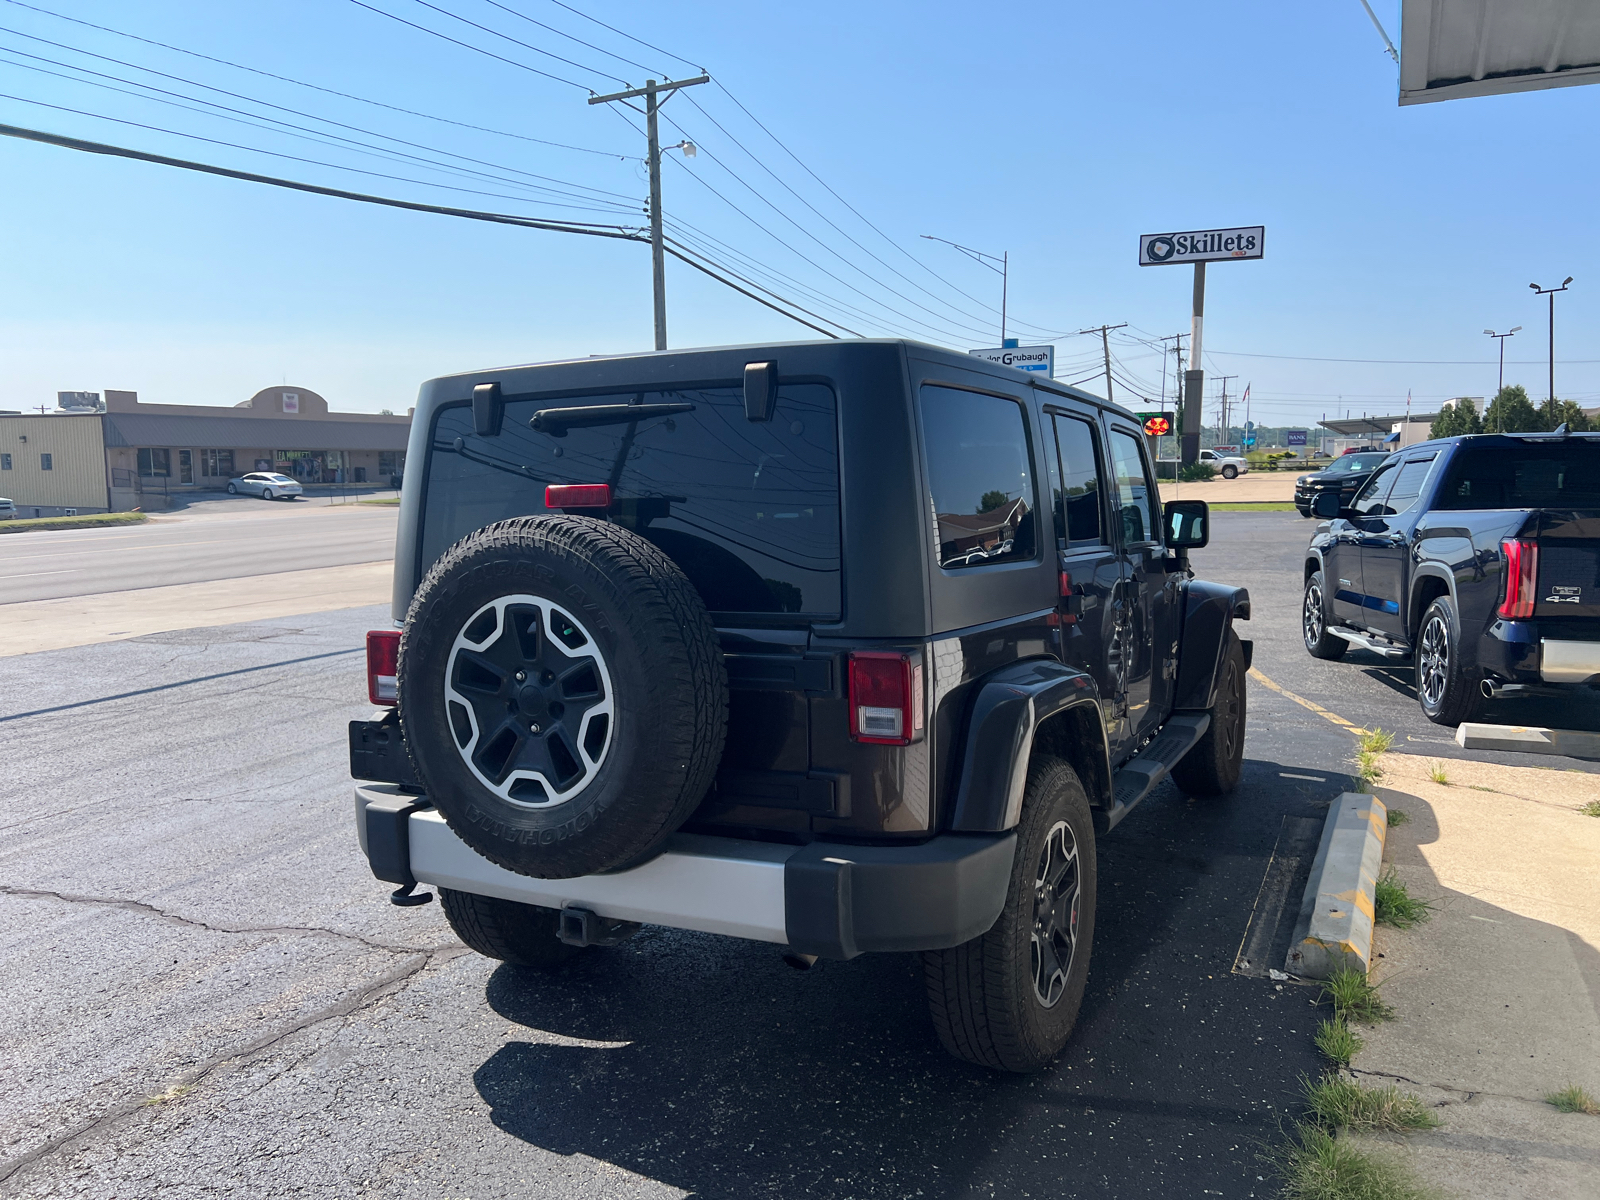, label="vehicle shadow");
[471,757,1327,1198]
